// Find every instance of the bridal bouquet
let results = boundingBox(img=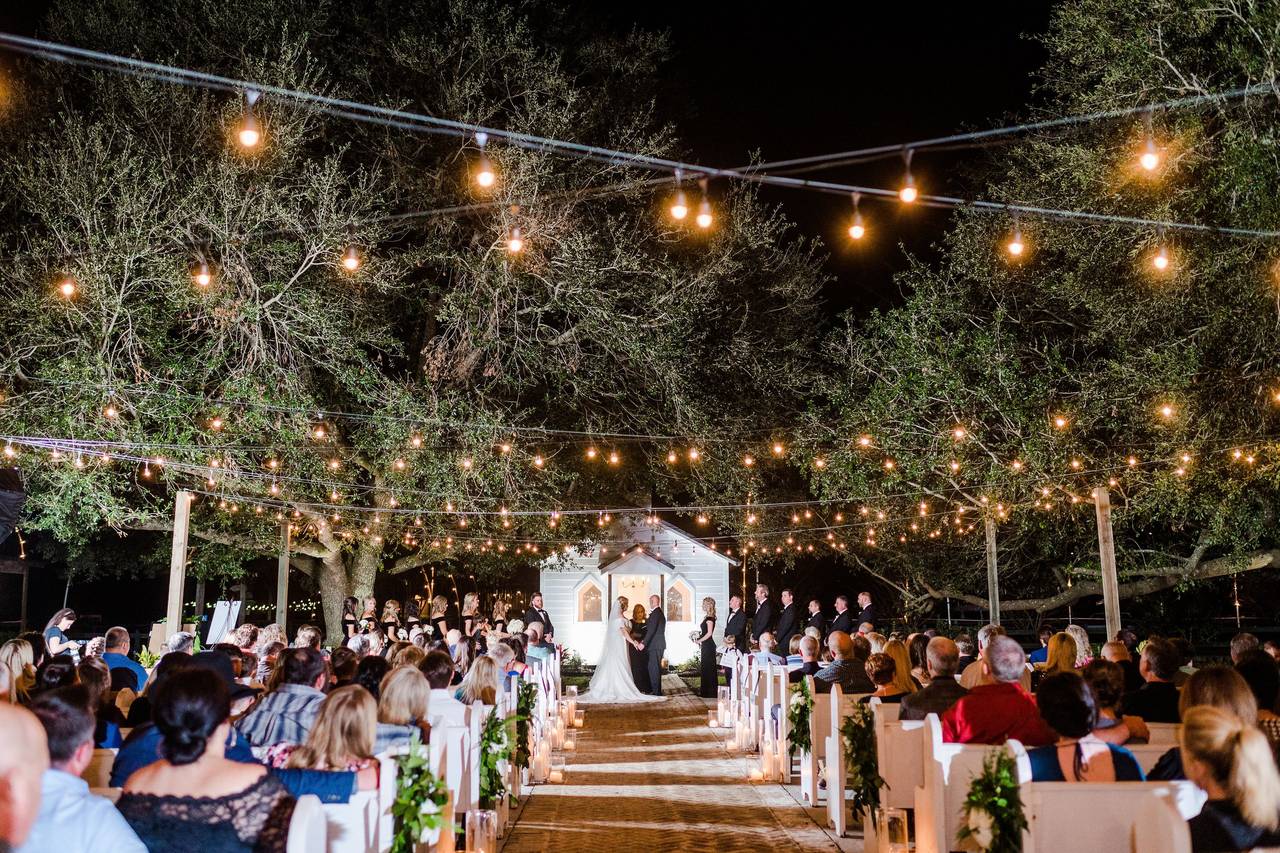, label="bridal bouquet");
[688,629,702,643]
